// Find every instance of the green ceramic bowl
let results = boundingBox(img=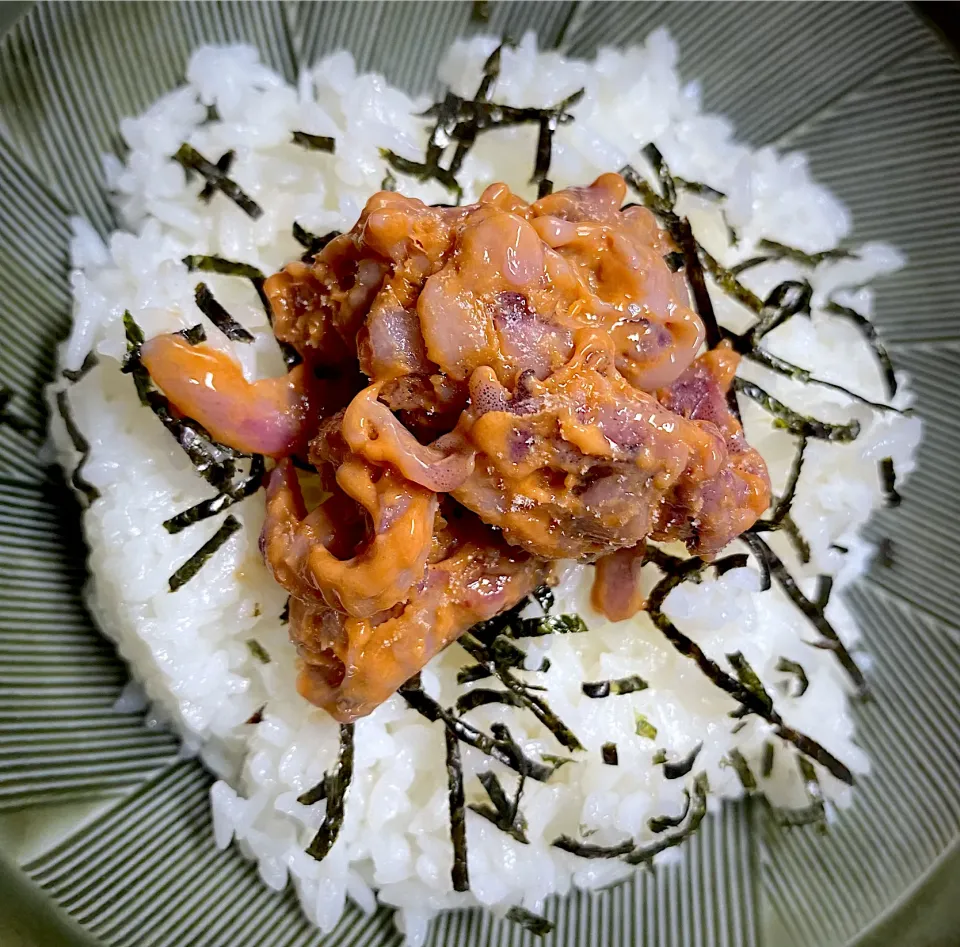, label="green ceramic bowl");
[1,3,958,946]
